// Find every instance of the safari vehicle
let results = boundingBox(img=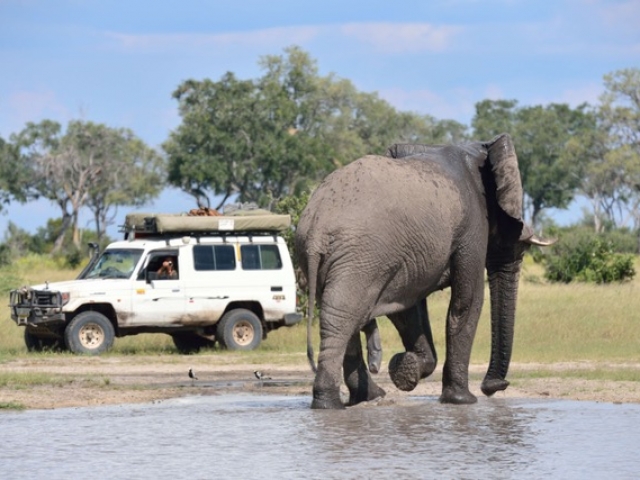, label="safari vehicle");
[9,210,302,355]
